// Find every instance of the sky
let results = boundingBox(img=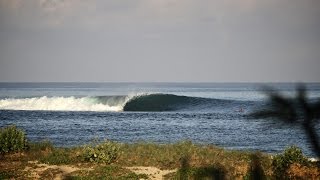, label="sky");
[0,0,319,82]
